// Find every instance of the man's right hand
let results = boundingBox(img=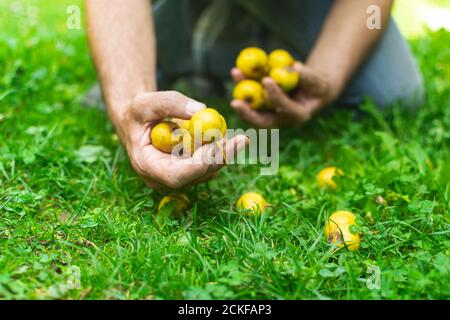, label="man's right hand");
[112,91,248,191]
